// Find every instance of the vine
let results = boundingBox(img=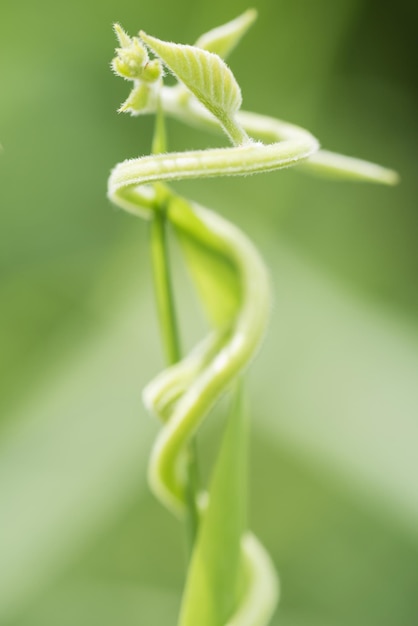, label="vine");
[108,10,397,626]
